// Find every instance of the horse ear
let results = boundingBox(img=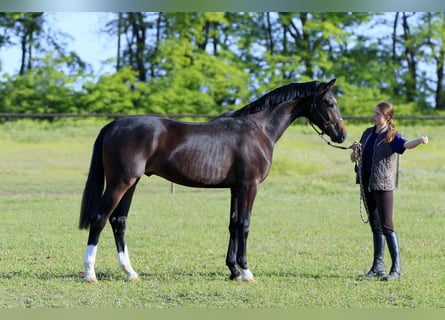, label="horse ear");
[318,78,336,93]
[327,78,336,88]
